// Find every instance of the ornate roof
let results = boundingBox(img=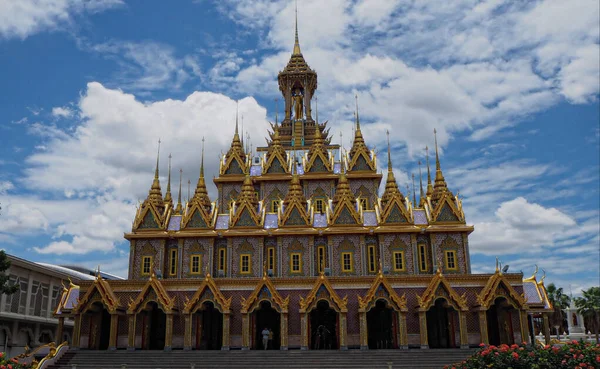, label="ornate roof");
[416,269,468,311]
[347,99,376,172]
[331,171,362,225]
[280,170,311,227]
[230,175,262,227]
[73,273,121,314]
[304,124,332,173]
[299,273,348,313]
[476,269,527,310]
[262,125,289,175]
[221,114,247,175]
[358,269,407,312]
[183,273,232,314]
[379,134,412,224]
[127,273,176,314]
[241,272,289,314]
